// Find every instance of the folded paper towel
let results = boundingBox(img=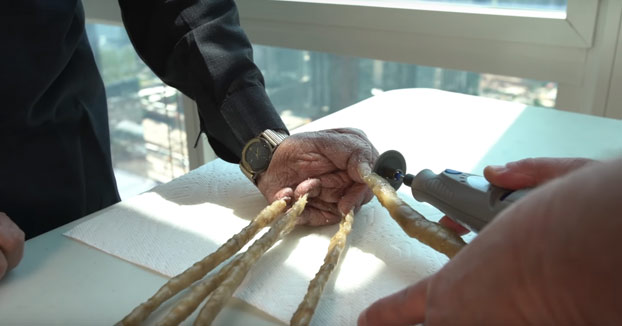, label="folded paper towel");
[65,159,450,325]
